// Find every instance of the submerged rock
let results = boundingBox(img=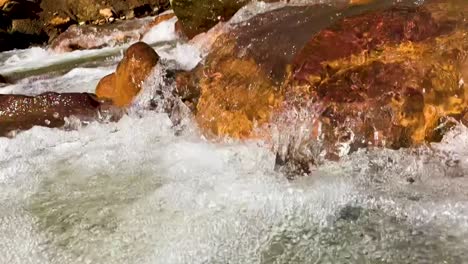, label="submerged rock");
[96,42,159,107]
[170,0,391,39]
[0,74,8,84]
[176,0,468,165]
[171,0,250,38]
[0,92,109,136]
[49,16,154,52]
